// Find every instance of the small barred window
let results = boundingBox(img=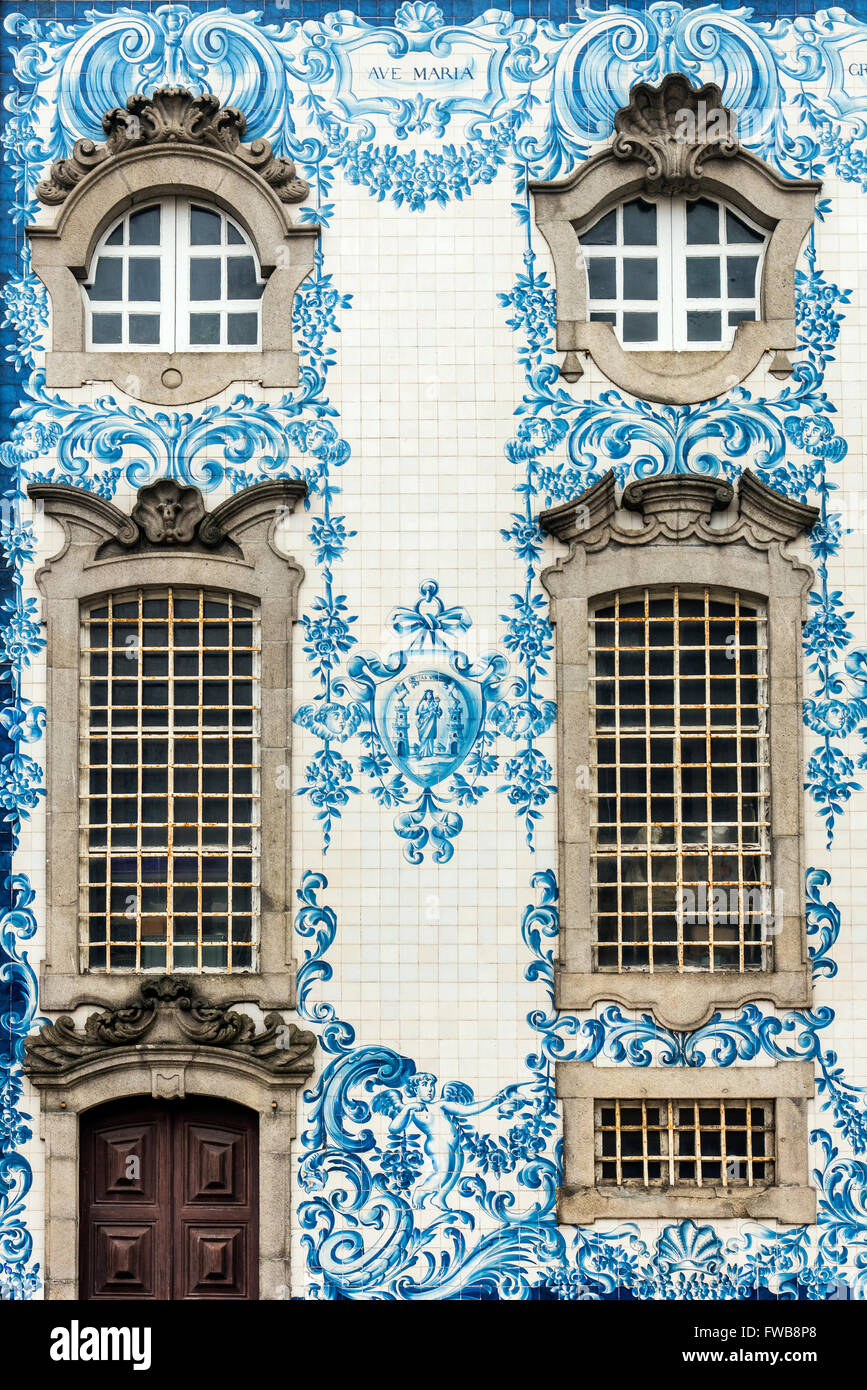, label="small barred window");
[81,588,260,972]
[591,586,771,972]
[595,1099,775,1188]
